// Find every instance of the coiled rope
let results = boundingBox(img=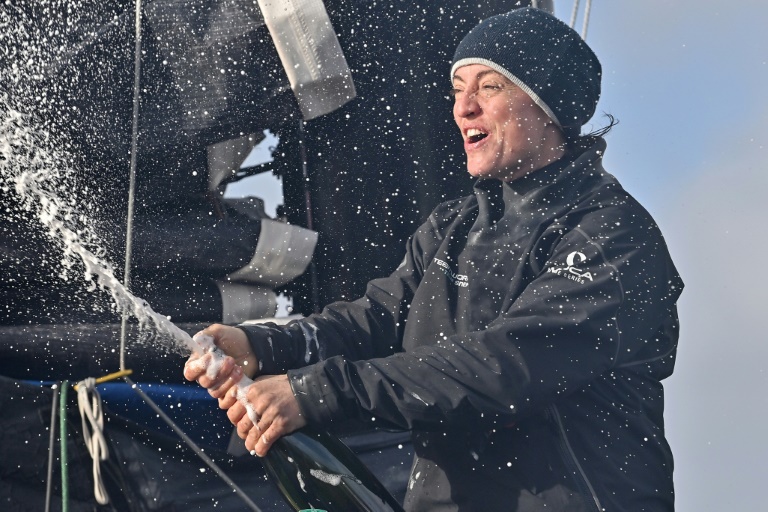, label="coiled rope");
[76,377,110,505]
